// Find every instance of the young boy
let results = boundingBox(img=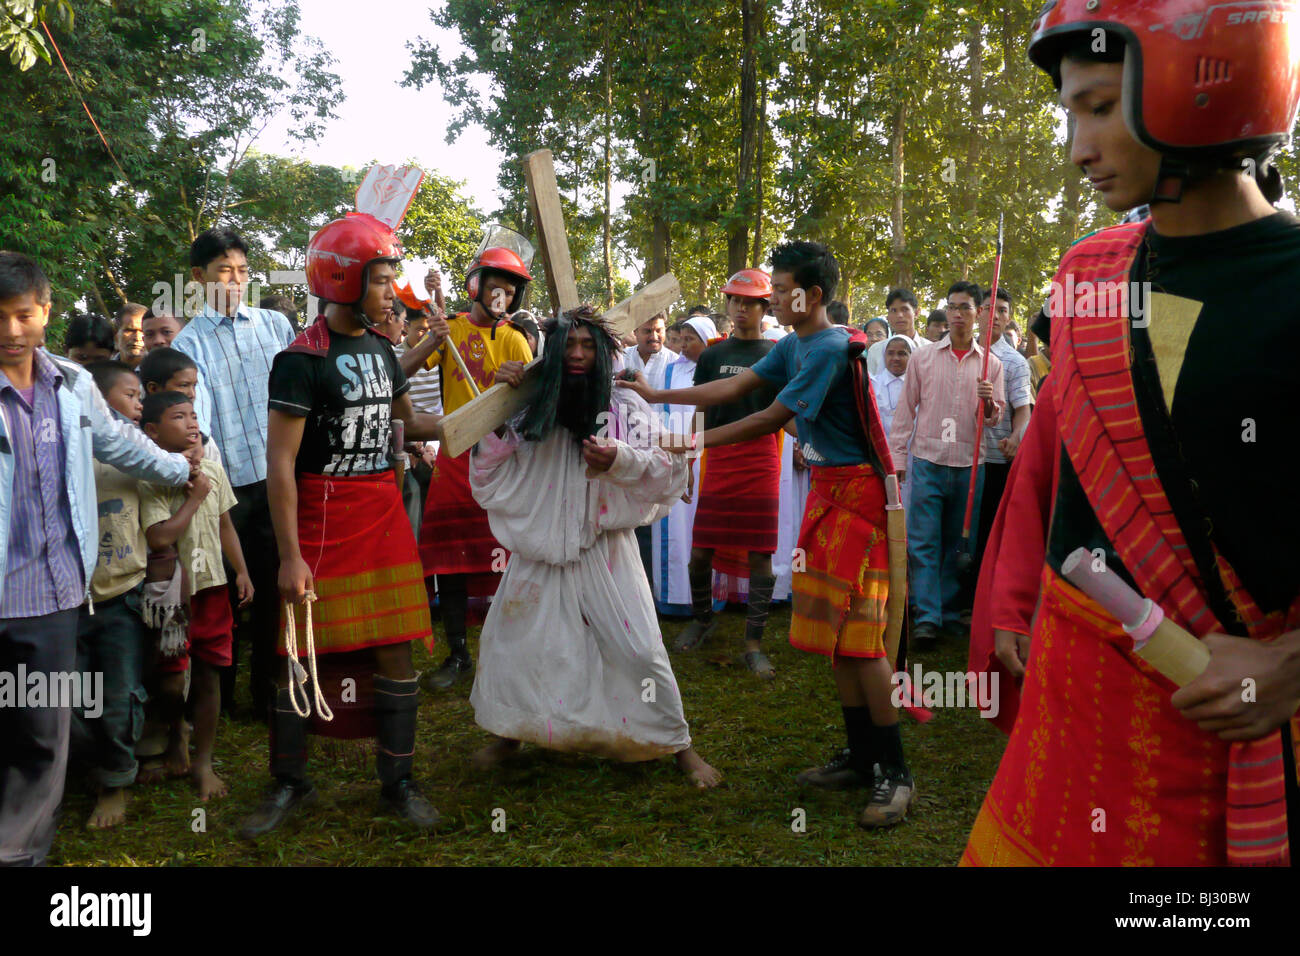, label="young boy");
[139,347,222,464]
[622,241,916,827]
[396,246,534,690]
[675,270,781,680]
[69,362,150,828]
[139,391,252,800]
